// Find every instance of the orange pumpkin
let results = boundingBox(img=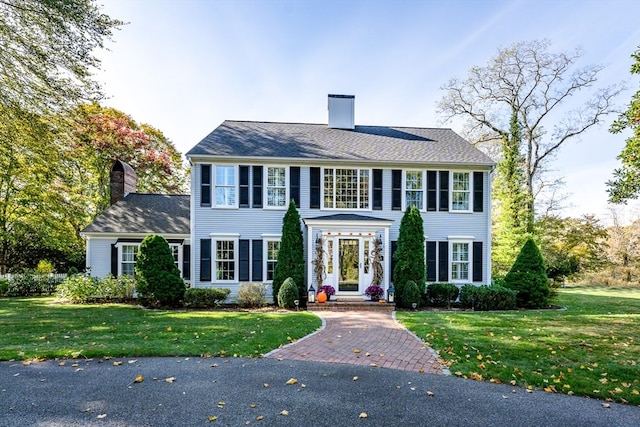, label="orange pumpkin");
[317,291,327,303]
